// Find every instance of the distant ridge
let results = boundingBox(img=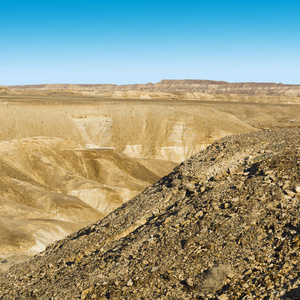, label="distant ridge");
[6,79,300,97]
